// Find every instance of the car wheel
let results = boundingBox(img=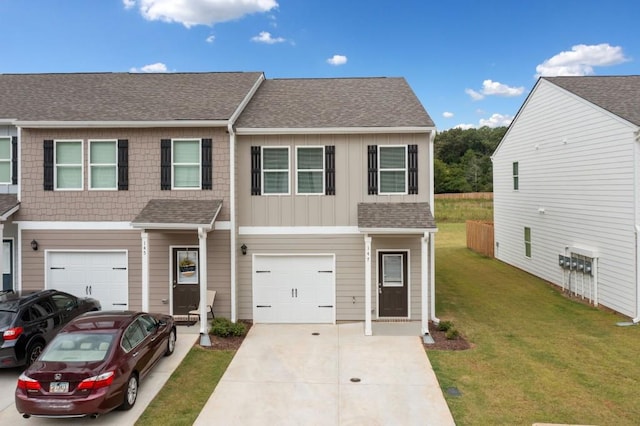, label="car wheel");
[26,341,44,366]
[120,374,138,411]
[164,328,176,356]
